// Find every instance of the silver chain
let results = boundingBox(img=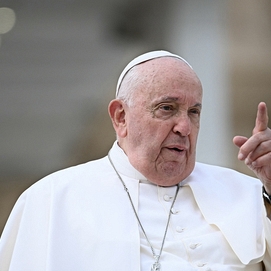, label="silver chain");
[108,153,180,270]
